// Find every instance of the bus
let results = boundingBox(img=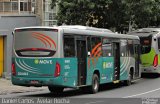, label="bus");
[128,28,160,75]
[12,25,141,94]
